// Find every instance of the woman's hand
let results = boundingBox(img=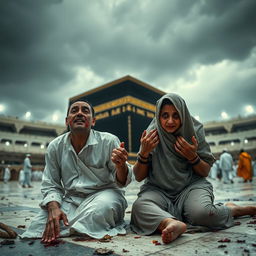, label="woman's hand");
[174,136,198,160]
[139,129,159,157]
